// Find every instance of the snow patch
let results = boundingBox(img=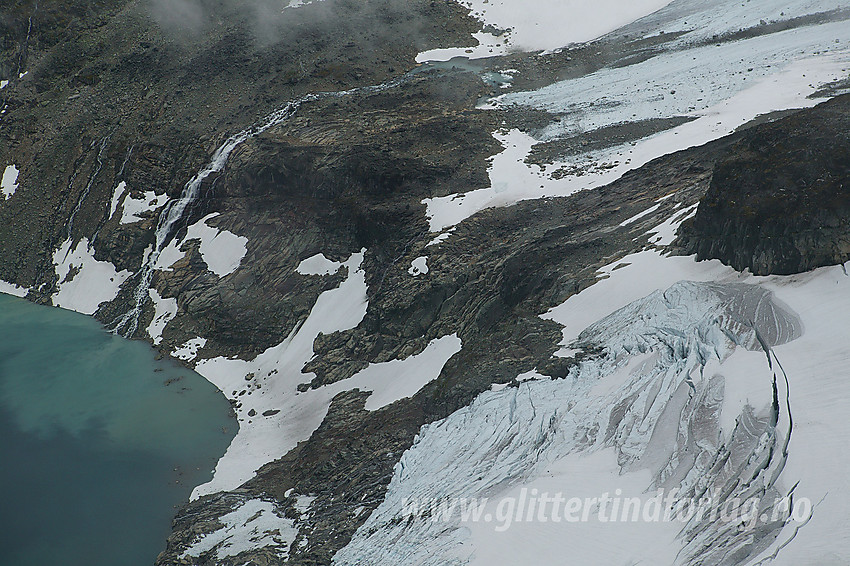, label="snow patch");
[422,128,540,232]
[108,181,127,219]
[52,238,132,315]
[172,337,207,362]
[146,288,177,345]
[426,229,455,247]
[191,214,249,277]
[515,369,547,382]
[619,203,661,227]
[0,280,28,298]
[297,253,344,276]
[2,165,19,200]
[284,0,323,8]
[180,499,298,560]
[416,32,511,63]
[408,257,429,277]
[153,238,185,272]
[120,189,168,224]
[356,334,462,411]
[645,203,698,246]
[155,213,248,277]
